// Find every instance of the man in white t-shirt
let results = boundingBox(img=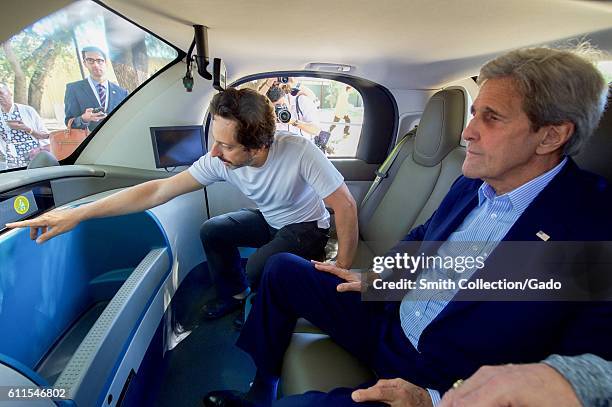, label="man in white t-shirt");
[7,88,358,320]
